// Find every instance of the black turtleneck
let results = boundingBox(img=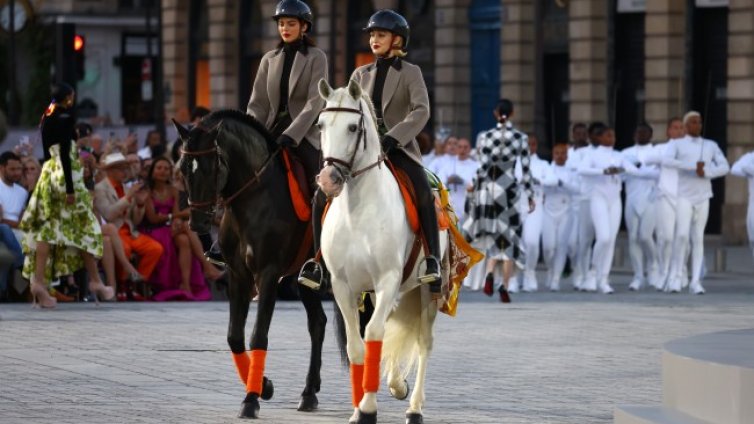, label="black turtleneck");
[40,106,76,194]
[372,56,397,119]
[279,39,303,113]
